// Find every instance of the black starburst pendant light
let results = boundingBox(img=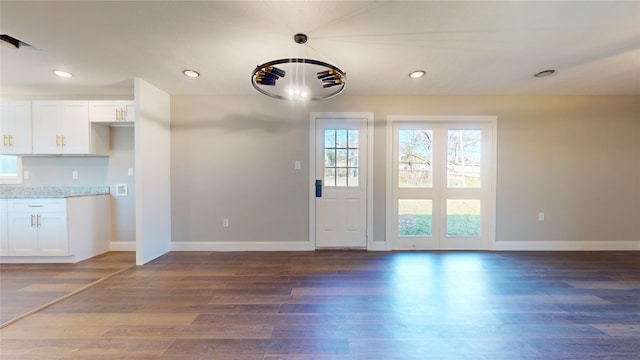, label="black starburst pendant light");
[251,33,347,101]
